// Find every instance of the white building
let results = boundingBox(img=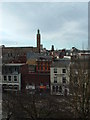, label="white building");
[50,59,70,95]
[1,63,24,91]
